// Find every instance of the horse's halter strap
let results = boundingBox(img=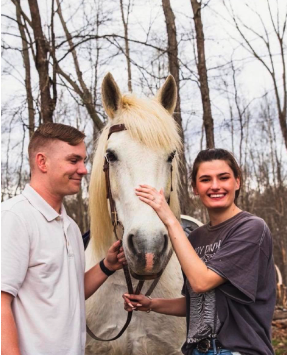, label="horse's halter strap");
[103,124,127,239]
[87,123,175,342]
